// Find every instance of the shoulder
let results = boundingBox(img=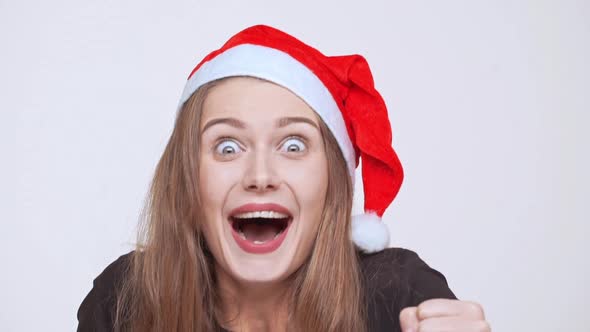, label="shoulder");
[77,251,135,332]
[360,246,428,275]
[358,247,457,331]
[359,247,457,302]
[93,251,134,288]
